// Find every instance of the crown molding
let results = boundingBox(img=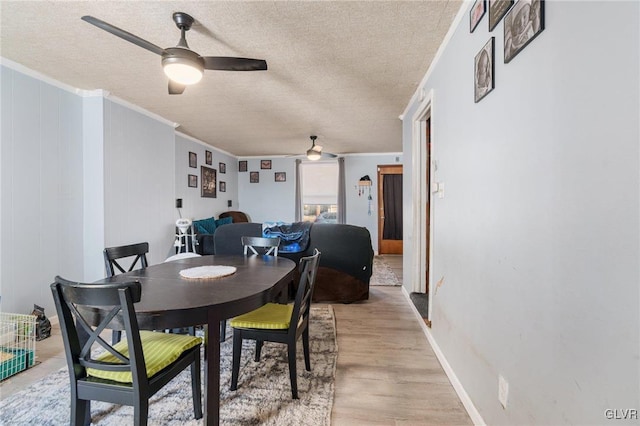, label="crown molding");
[175,131,237,158]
